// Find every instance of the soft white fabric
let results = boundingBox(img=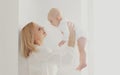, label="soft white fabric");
[28,45,80,75]
[58,18,86,40]
[56,46,81,75]
[44,25,63,48]
[58,19,69,41]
